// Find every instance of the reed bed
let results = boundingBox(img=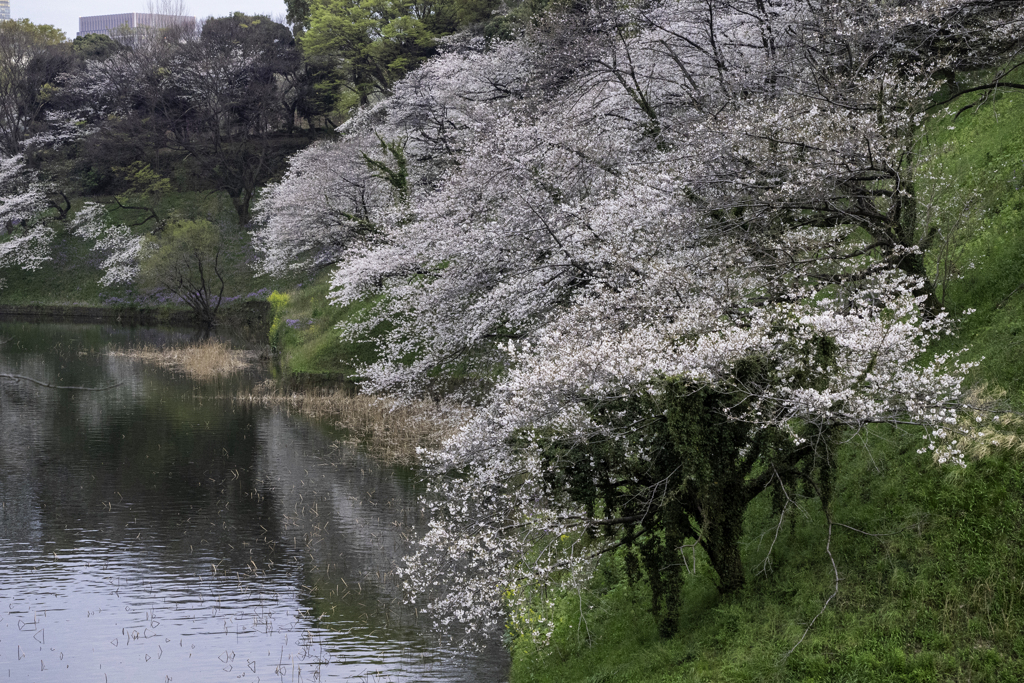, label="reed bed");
[237,381,459,465]
[109,341,257,379]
